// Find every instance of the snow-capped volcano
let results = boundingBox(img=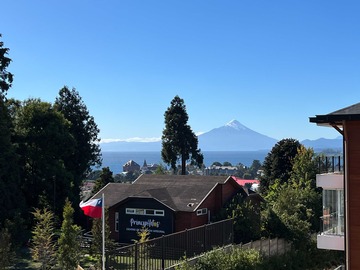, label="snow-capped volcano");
[225,120,248,131]
[197,120,278,151]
